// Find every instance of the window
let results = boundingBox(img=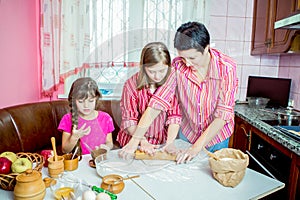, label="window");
[42,0,208,98]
